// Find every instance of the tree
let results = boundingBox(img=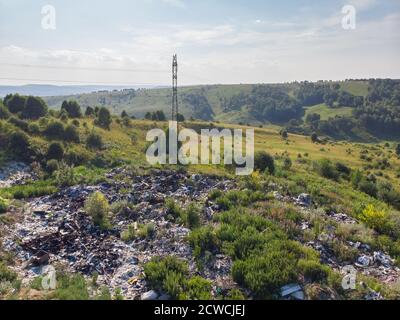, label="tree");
[396,144,400,156]
[280,129,288,140]
[311,132,318,143]
[64,125,80,143]
[47,142,64,160]
[5,94,26,114]
[177,113,185,122]
[23,96,48,119]
[85,106,95,116]
[144,112,152,120]
[121,110,128,118]
[95,107,112,129]
[61,100,82,118]
[254,151,275,174]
